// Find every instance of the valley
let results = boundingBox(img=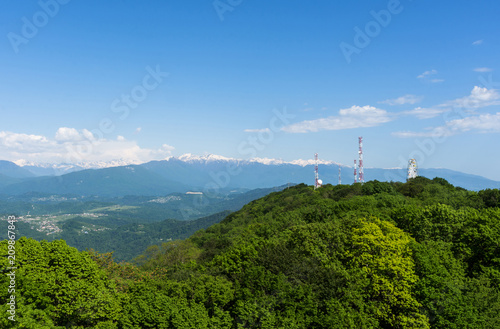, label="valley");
[0,186,286,261]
